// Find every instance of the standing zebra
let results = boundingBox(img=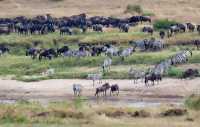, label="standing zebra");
[128,67,145,84]
[87,73,103,87]
[120,47,134,61]
[171,50,192,65]
[73,84,83,96]
[102,57,112,73]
